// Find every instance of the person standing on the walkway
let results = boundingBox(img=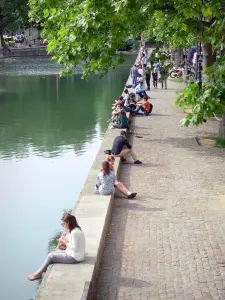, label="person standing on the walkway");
[159,65,168,89]
[130,65,138,87]
[141,54,148,69]
[145,67,151,90]
[153,61,160,72]
[111,131,142,164]
[152,68,158,88]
